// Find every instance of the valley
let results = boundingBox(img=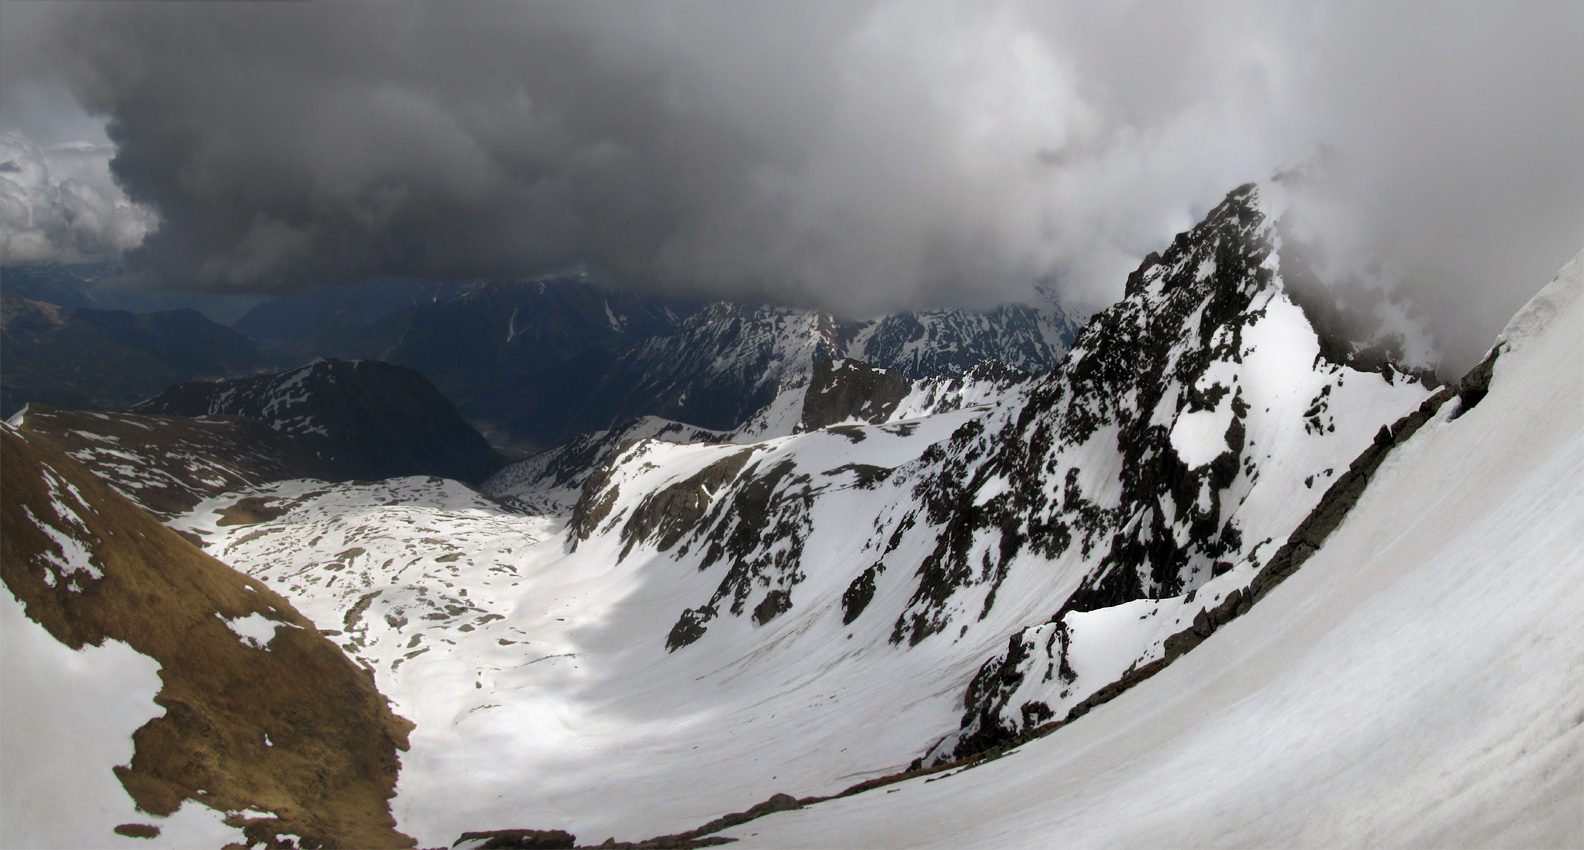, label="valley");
[7,177,1578,848]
